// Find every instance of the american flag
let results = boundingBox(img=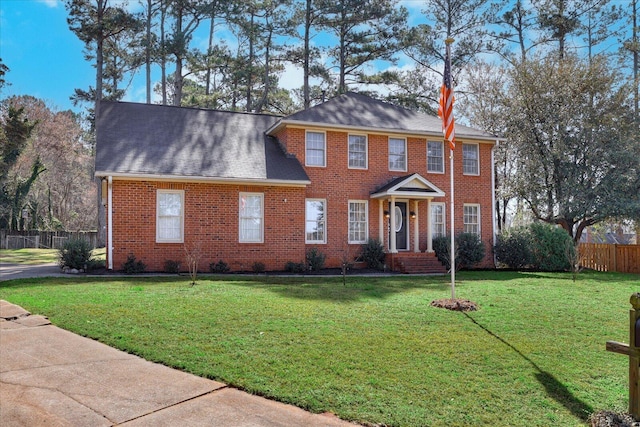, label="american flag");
[438,41,455,151]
